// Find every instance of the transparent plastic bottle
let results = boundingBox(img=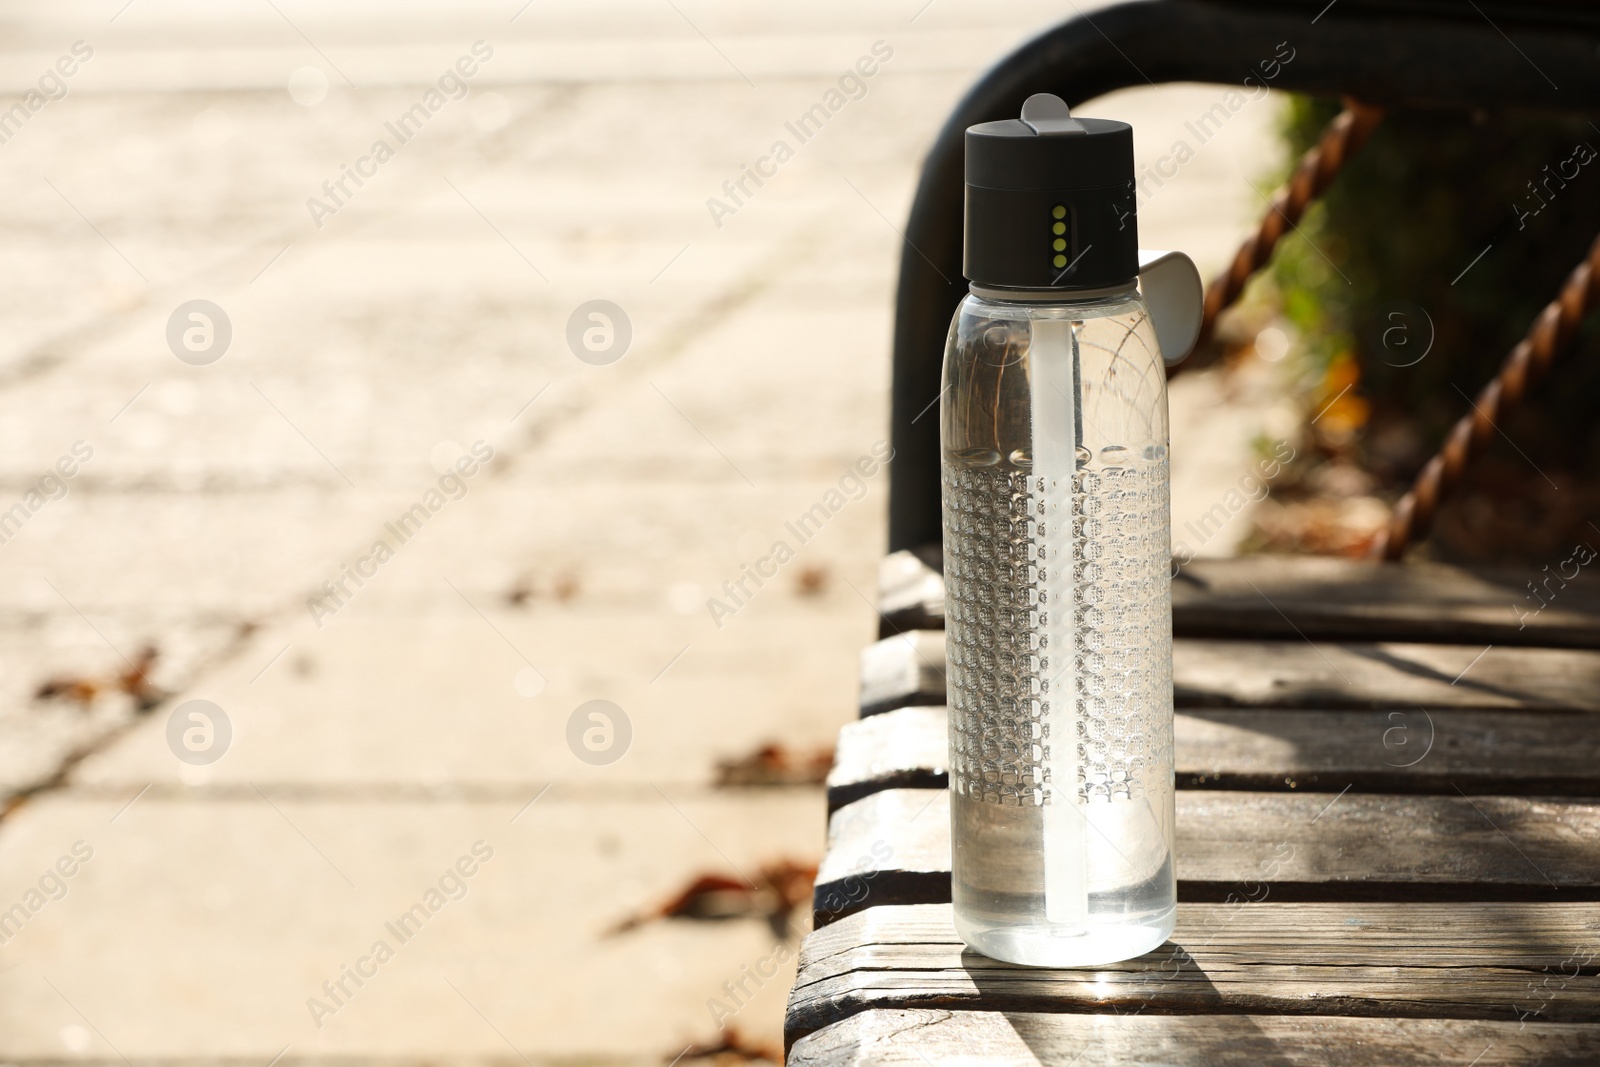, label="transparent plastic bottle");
[942,285,1175,966]
[938,93,1200,967]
